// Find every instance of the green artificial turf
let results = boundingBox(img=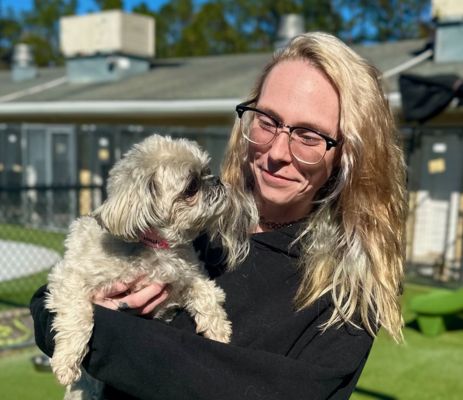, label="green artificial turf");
[353,328,463,399]
[2,329,461,400]
[0,271,50,310]
[0,347,64,400]
[1,224,462,400]
[352,283,463,400]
